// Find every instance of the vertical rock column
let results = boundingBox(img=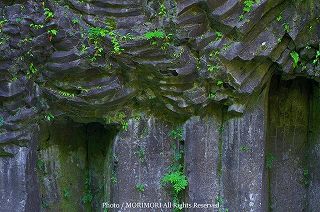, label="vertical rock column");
[111,116,173,211]
[221,89,268,212]
[184,112,222,211]
[184,87,269,212]
[0,80,41,212]
[307,83,320,211]
[267,78,310,211]
[185,89,267,211]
